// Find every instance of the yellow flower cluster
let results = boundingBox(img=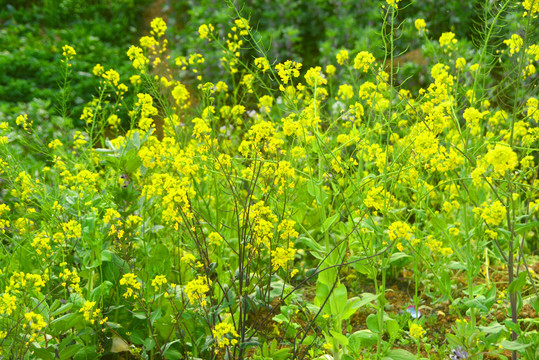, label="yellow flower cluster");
[208,232,223,246]
[504,34,523,56]
[79,300,102,324]
[6,271,46,294]
[275,60,302,88]
[199,24,215,41]
[24,311,47,342]
[522,0,539,17]
[0,292,17,315]
[439,32,457,48]
[388,221,412,241]
[15,114,32,131]
[150,17,167,38]
[336,49,349,65]
[59,268,82,294]
[212,320,239,348]
[151,275,168,292]
[185,276,211,306]
[483,144,518,175]
[473,200,506,227]
[119,273,142,299]
[415,19,427,34]
[353,51,376,73]
[271,245,296,271]
[254,57,270,72]
[409,323,426,340]
[62,44,76,60]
